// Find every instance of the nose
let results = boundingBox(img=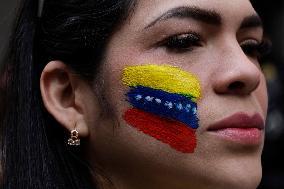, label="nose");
[213,43,261,96]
